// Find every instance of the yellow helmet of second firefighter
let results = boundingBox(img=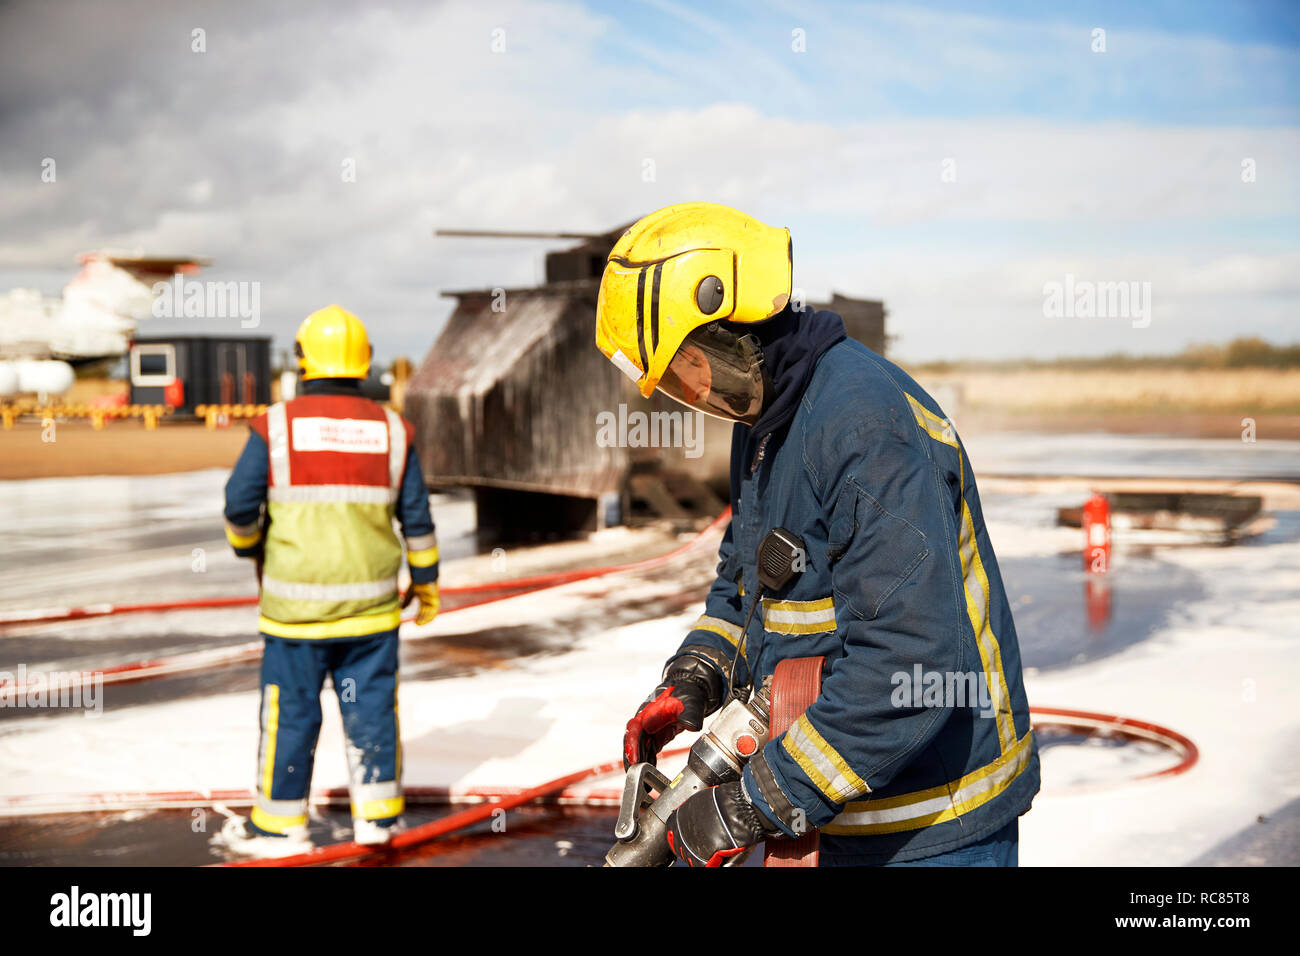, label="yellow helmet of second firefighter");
[295,305,372,380]
[595,202,791,398]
